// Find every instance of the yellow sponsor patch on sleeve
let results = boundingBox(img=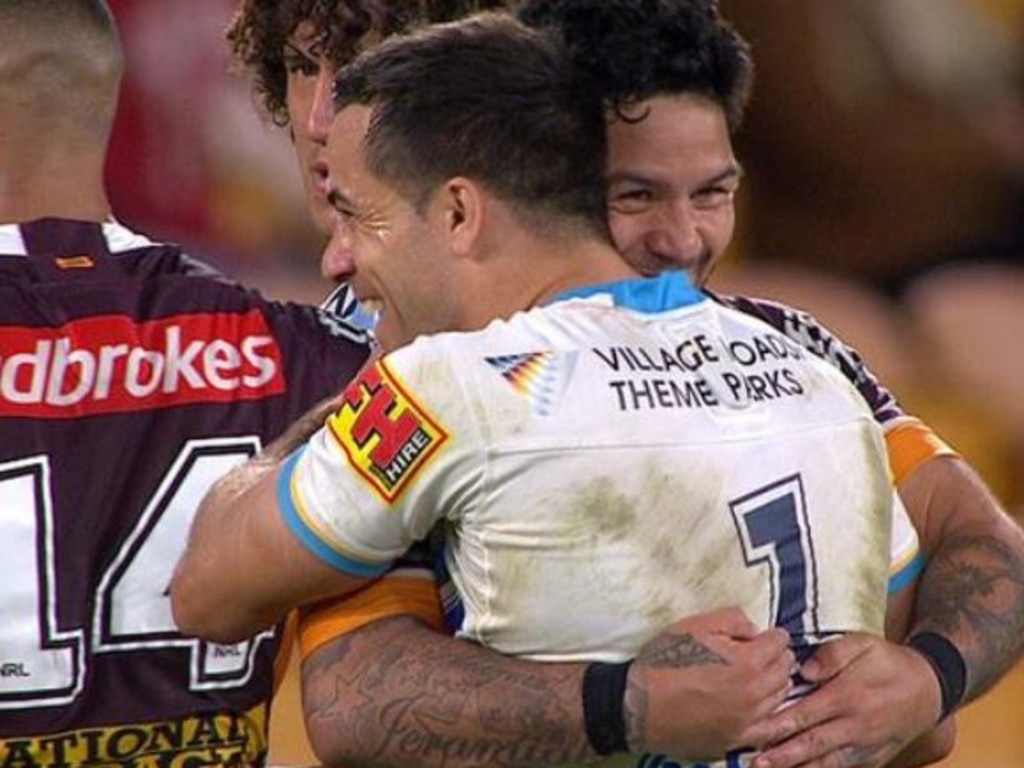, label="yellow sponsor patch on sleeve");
[328,359,449,503]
